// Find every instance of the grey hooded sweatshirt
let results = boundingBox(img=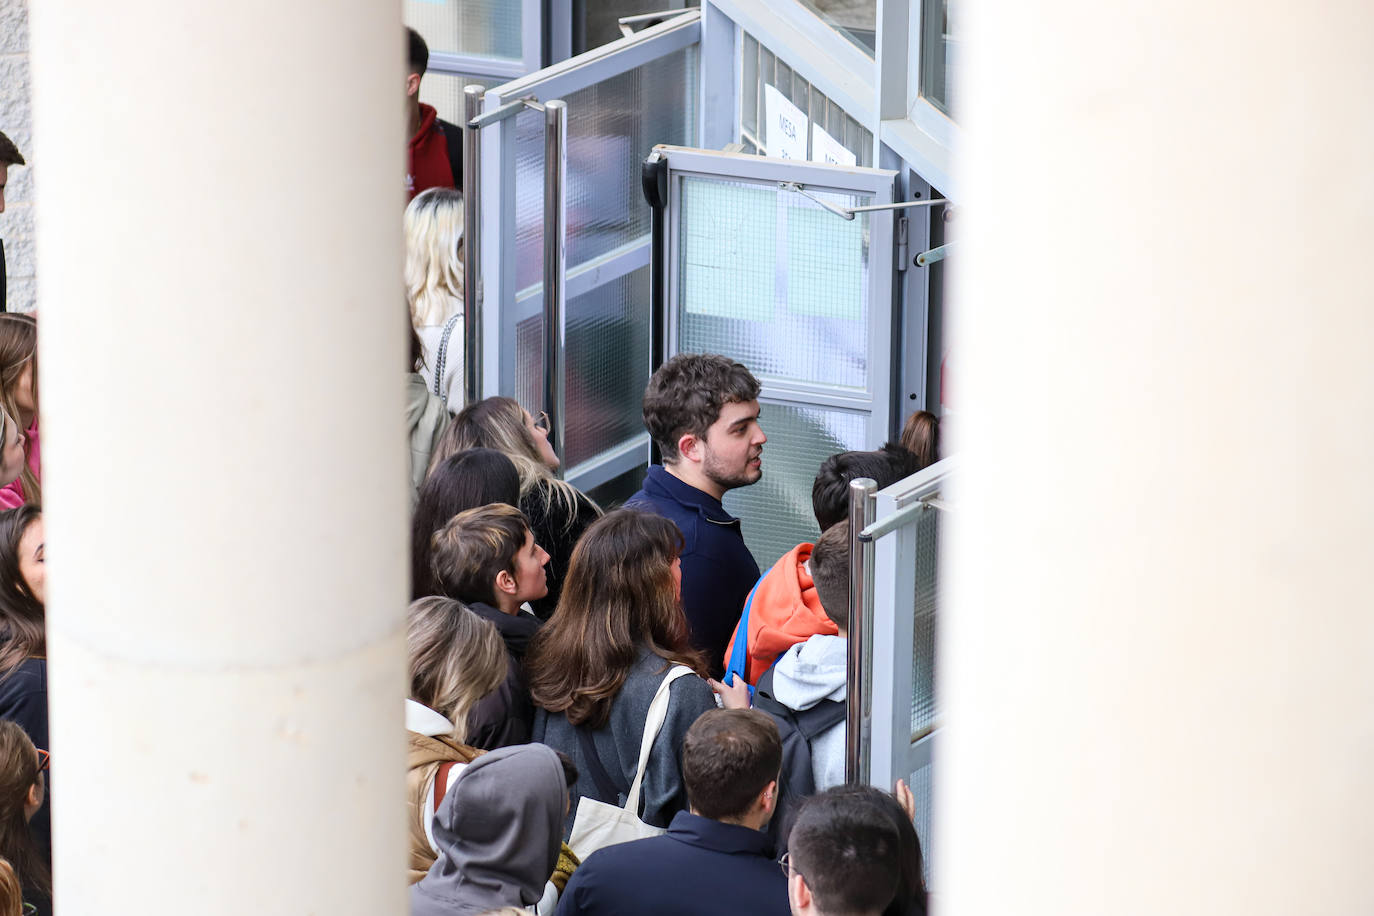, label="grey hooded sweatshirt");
[770,633,848,792]
[410,743,565,916]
